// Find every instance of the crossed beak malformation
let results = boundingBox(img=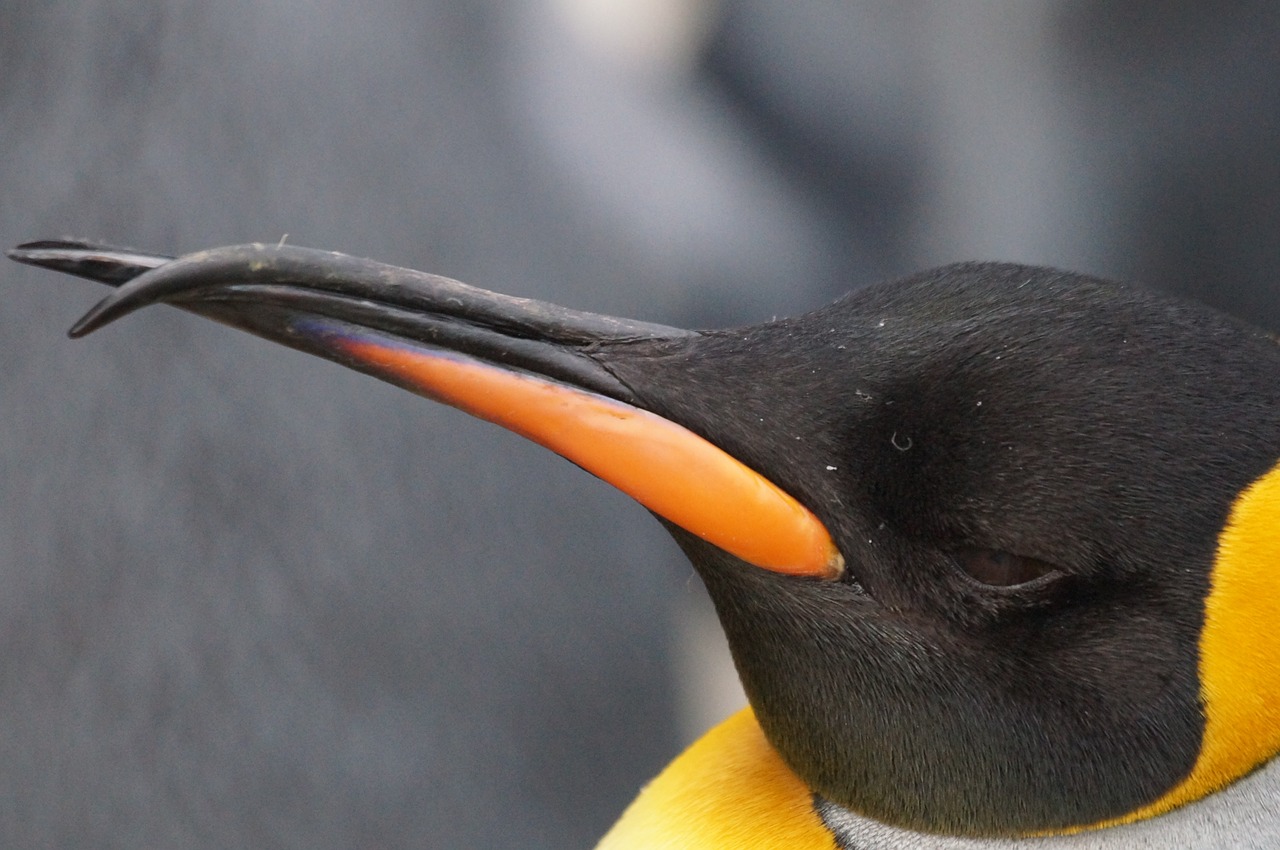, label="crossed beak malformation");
[10,241,843,581]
